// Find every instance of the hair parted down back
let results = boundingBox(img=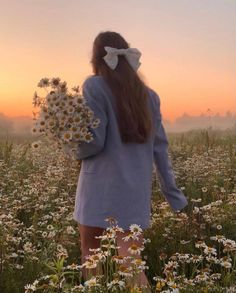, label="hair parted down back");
[90,31,153,144]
